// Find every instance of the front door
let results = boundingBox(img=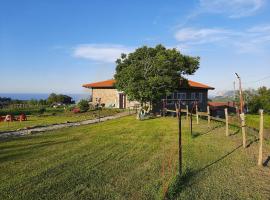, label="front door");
[119,93,126,109]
